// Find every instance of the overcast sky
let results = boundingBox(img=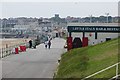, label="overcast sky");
[0,0,119,18]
